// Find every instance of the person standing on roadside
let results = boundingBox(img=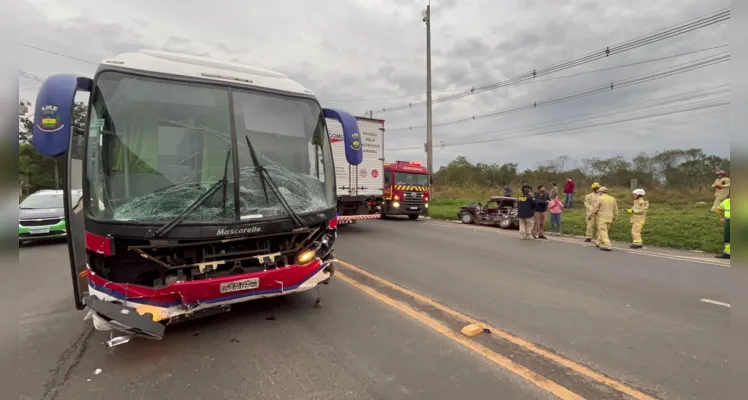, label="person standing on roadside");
[550,182,559,199]
[715,194,730,259]
[563,177,575,208]
[588,186,618,251]
[517,184,537,240]
[533,185,550,239]
[711,170,730,212]
[548,194,564,234]
[504,184,512,197]
[626,189,649,249]
[584,182,601,242]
